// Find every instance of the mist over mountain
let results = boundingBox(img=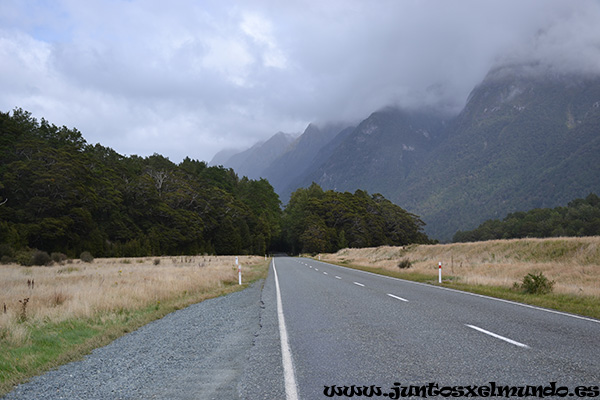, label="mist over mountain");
[293,108,449,196]
[261,123,351,194]
[209,132,296,179]
[214,63,600,241]
[398,64,600,240]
